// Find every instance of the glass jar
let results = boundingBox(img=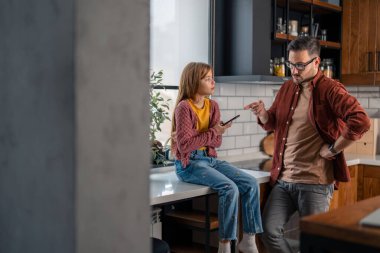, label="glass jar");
[321,29,327,41]
[274,57,285,77]
[270,59,274,75]
[322,58,334,78]
[320,60,325,73]
[289,20,298,36]
[278,57,286,77]
[277,17,284,34]
[300,26,309,37]
[273,58,280,76]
